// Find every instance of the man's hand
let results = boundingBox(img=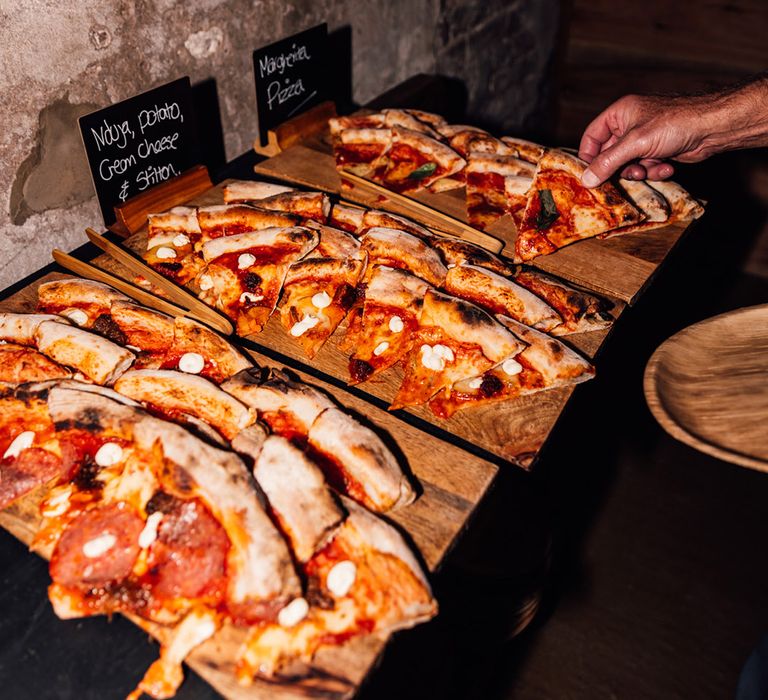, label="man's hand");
[578,77,768,187]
